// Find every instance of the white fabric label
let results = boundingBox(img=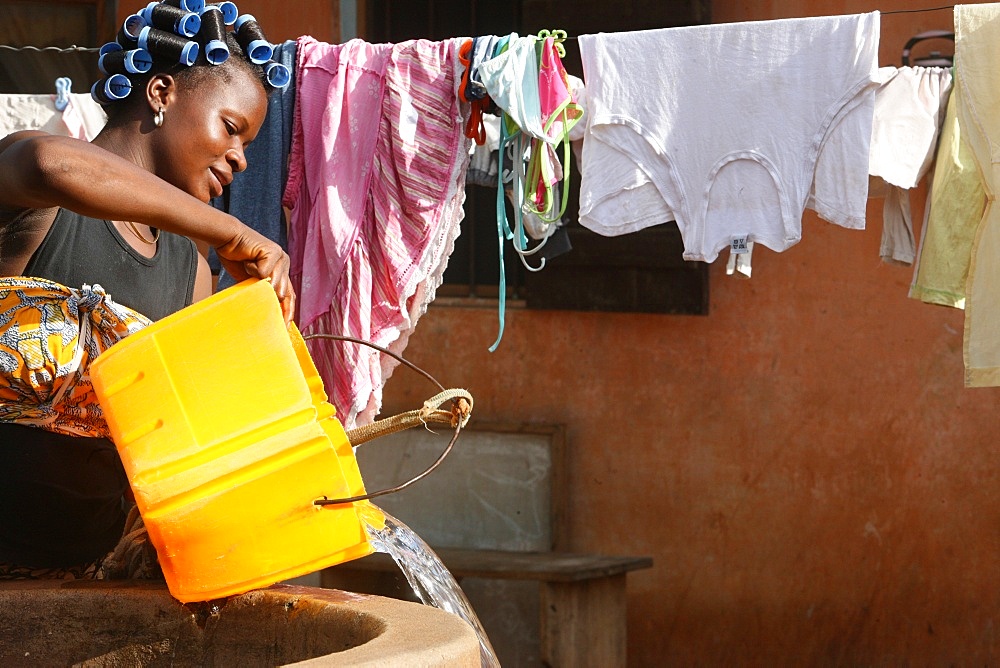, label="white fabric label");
[730,235,750,254]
